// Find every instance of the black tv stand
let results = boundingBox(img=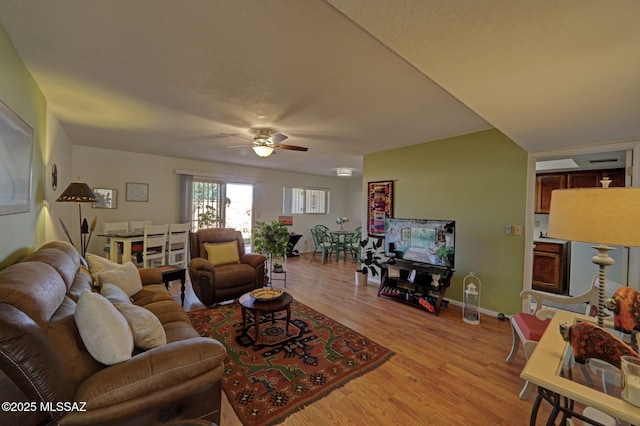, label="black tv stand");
[378,259,453,316]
